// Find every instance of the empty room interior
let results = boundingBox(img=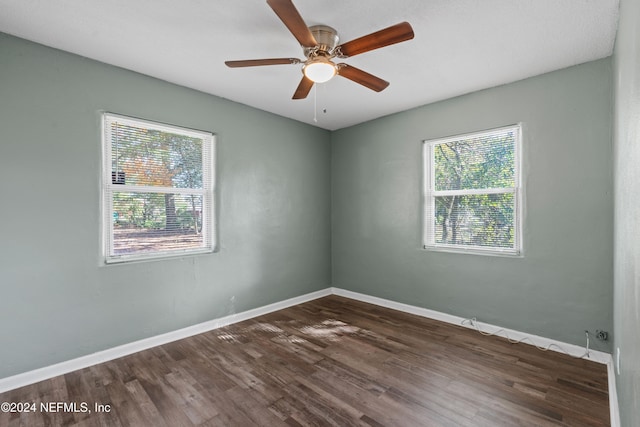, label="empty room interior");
[0,0,639,426]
